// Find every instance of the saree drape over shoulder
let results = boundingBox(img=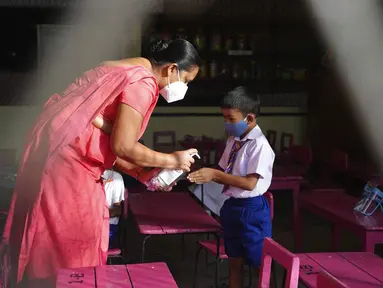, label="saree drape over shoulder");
[1,65,158,287]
